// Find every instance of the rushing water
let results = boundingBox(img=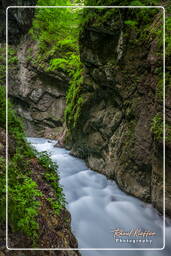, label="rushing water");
[27,137,171,255]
